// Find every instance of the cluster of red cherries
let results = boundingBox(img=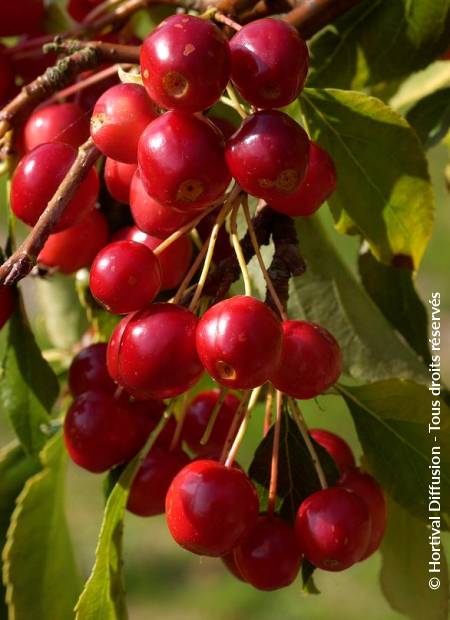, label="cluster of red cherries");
[1,13,387,591]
